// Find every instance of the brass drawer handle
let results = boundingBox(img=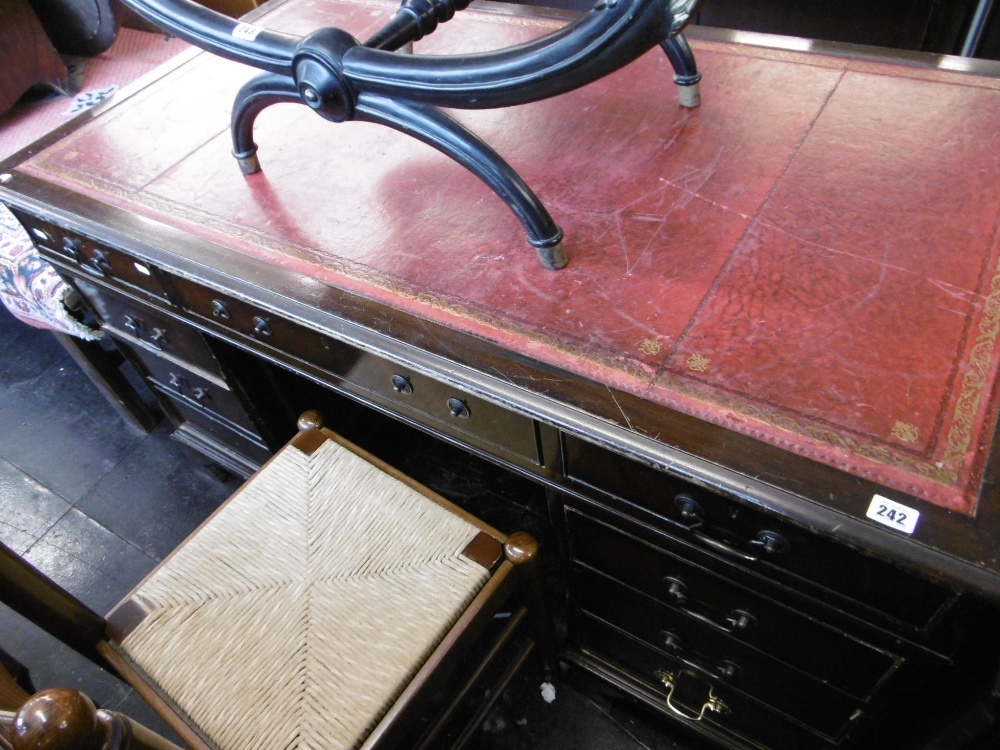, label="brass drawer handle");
[654,669,730,722]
